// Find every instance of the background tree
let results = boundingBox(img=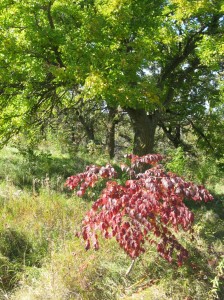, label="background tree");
[0,0,223,157]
